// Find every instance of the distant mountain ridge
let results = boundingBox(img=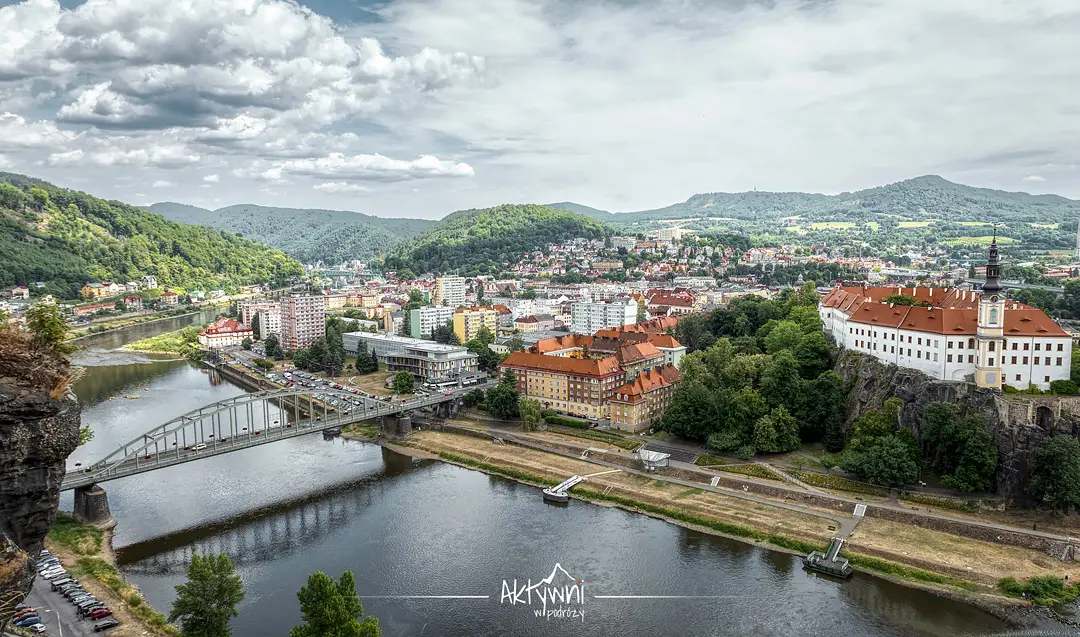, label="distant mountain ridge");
[548,176,1080,224]
[147,202,434,265]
